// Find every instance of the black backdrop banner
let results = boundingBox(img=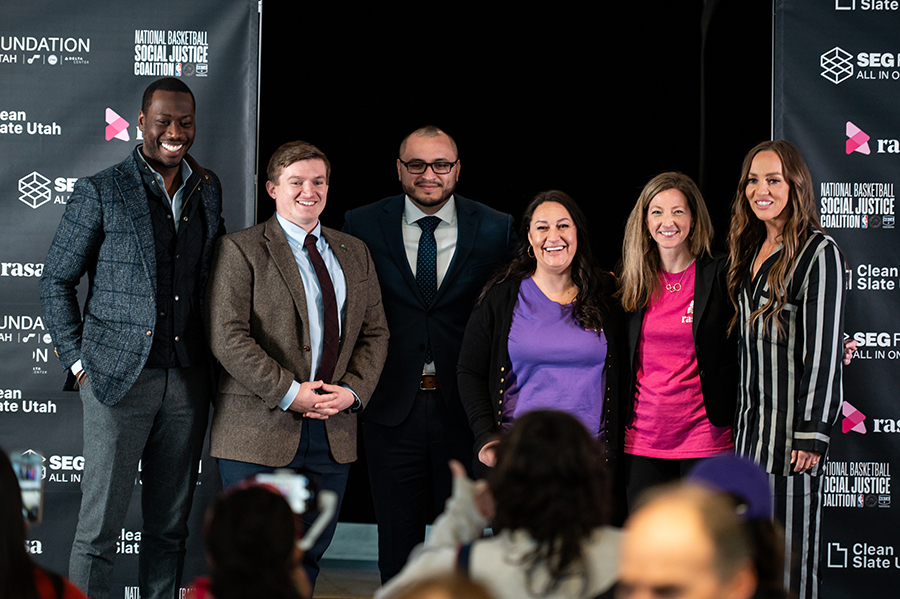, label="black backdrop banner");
[0,0,259,594]
[775,0,900,594]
